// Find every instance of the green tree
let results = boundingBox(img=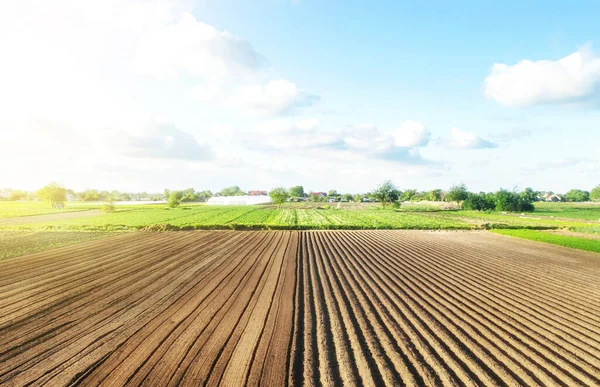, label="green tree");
[520,187,538,203]
[80,189,100,201]
[103,194,117,213]
[400,189,417,202]
[181,188,196,202]
[565,189,590,202]
[494,189,534,212]
[446,183,469,204]
[327,189,338,197]
[168,191,184,208]
[163,189,170,200]
[219,186,244,196]
[8,190,27,201]
[196,190,213,201]
[591,185,600,200]
[372,180,400,208]
[289,186,305,199]
[425,189,442,201]
[37,183,67,207]
[342,193,353,201]
[269,187,289,207]
[353,194,363,203]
